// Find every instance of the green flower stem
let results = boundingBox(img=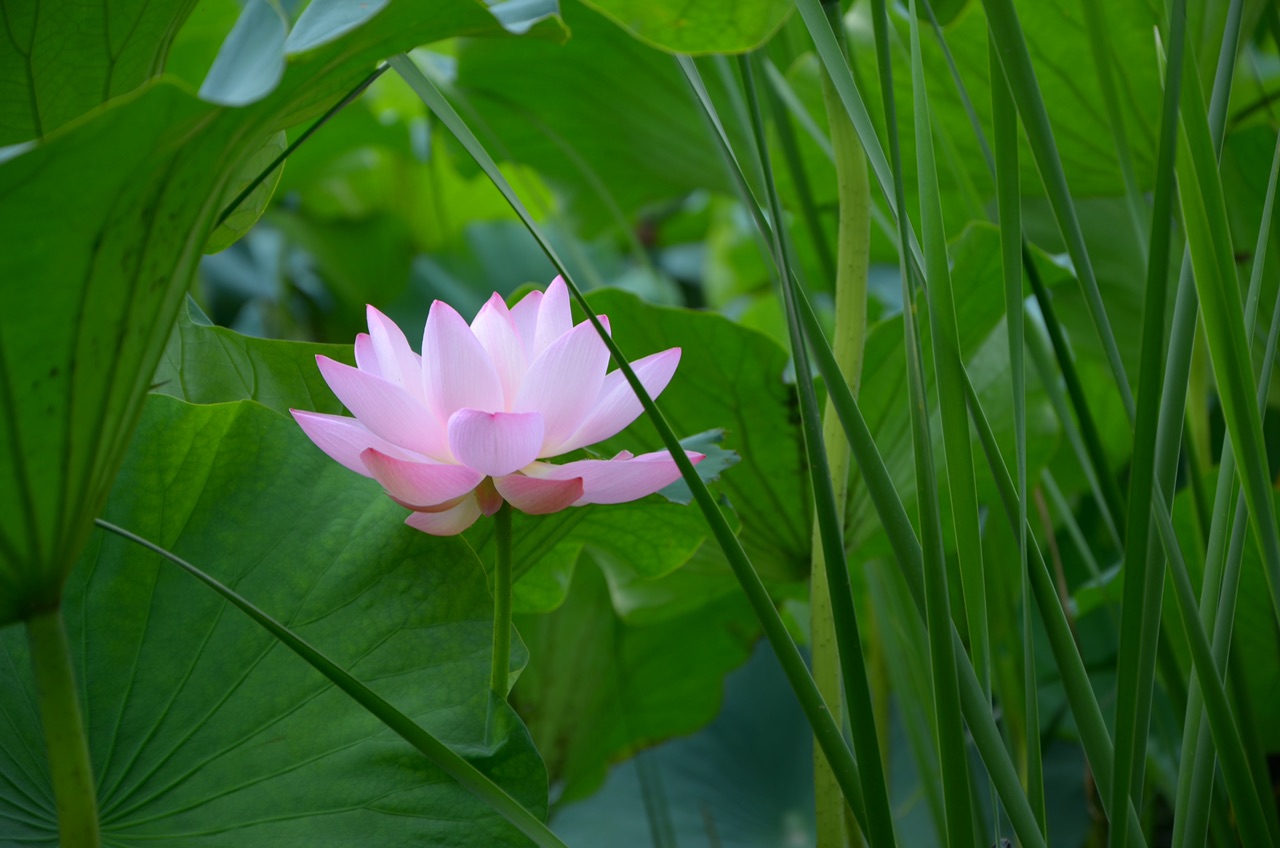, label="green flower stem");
[811,4,873,844]
[25,607,100,848]
[490,502,514,698]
